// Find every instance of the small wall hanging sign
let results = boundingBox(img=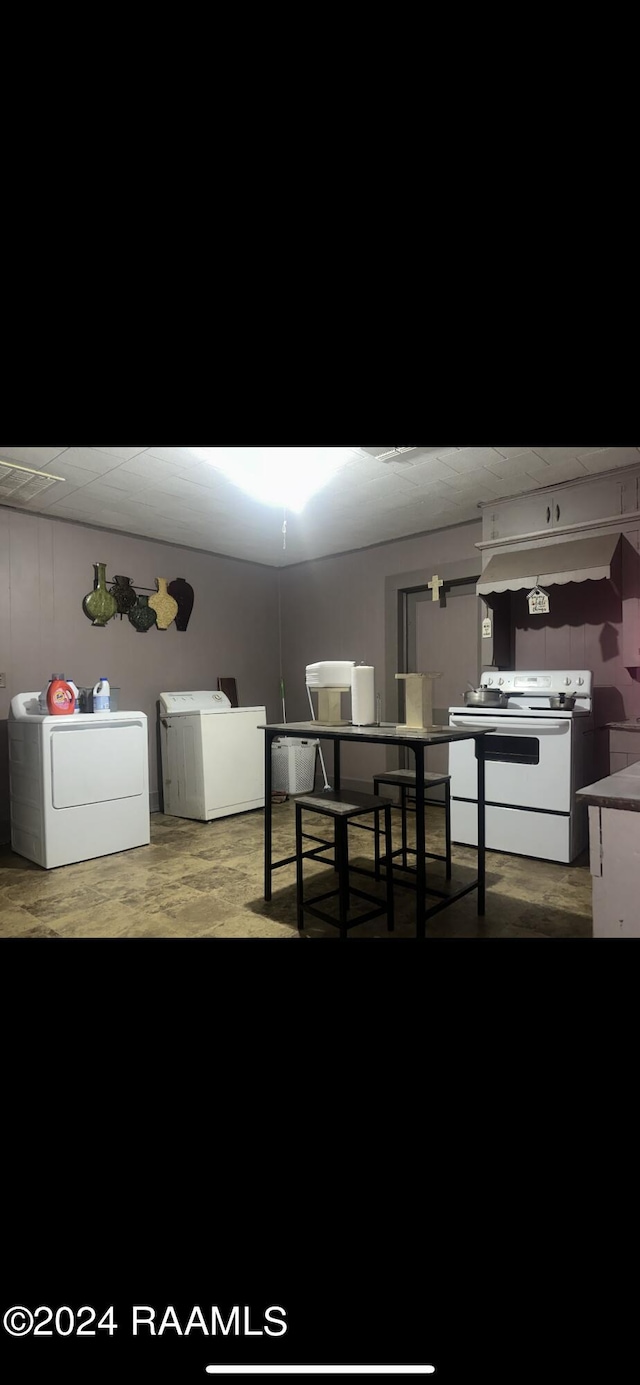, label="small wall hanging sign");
[148,577,178,631]
[482,617,492,638]
[167,577,194,632]
[527,584,550,615]
[82,562,118,626]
